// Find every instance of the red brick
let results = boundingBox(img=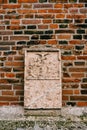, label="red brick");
[67,14,86,19]
[42,19,52,24]
[0,96,19,101]
[5,61,24,67]
[62,78,81,83]
[7,26,25,30]
[80,9,87,13]
[77,56,87,60]
[15,91,24,95]
[0,85,12,90]
[23,4,32,8]
[73,4,84,8]
[77,102,87,106]
[57,35,71,39]
[0,73,5,78]
[62,96,69,101]
[18,9,37,14]
[13,85,24,90]
[74,90,80,94]
[14,56,23,61]
[71,73,84,78]
[69,9,78,13]
[6,73,15,78]
[47,40,57,45]
[62,90,73,95]
[64,4,73,8]
[2,91,14,96]
[38,10,47,13]
[10,36,29,40]
[11,20,20,25]
[69,40,85,44]
[0,102,9,106]
[56,14,65,18]
[54,4,63,8]
[18,0,38,3]
[0,31,13,35]
[10,102,24,106]
[70,96,87,101]
[3,4,21,9]
[0,79,8,84]
[0,10,6,14]
[22,20,41,24]
[0,26,5,30]
[69,67,87,72]
[34,4,53,8]
[50,24,59,29]
[38,25,48,29]
[62,56,76,60]
[48,9,67,13]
